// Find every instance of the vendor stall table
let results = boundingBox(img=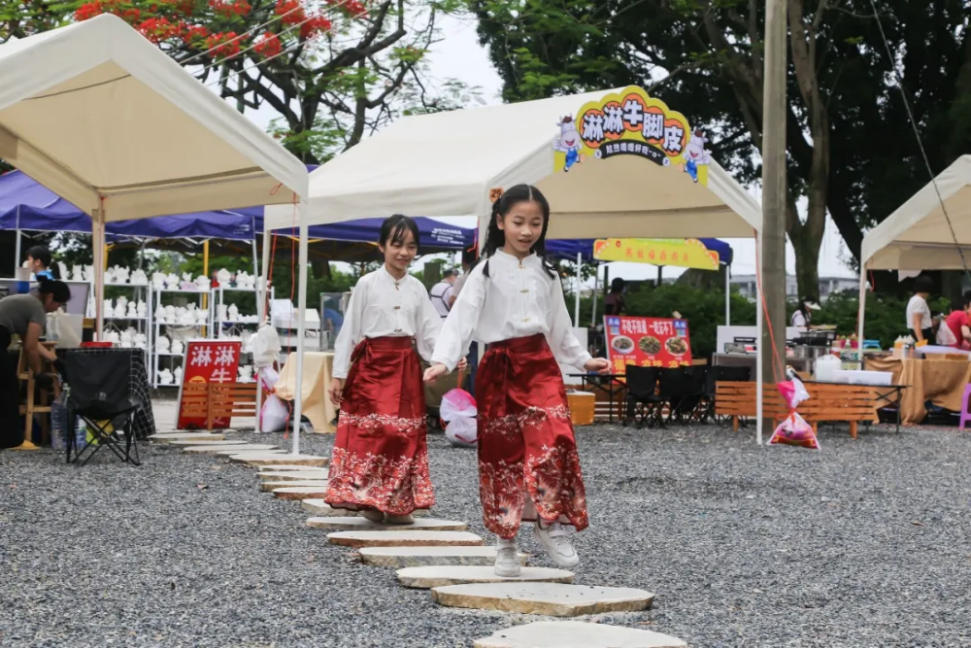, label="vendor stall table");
[864,356,970,425]
[275,351,336,433]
